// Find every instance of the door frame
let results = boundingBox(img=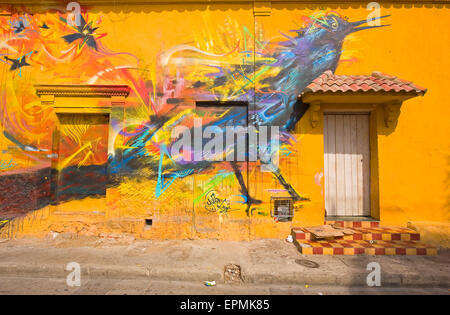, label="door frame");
[35,85,130,210]
[321,105,380,220]
[192,101,250,231]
